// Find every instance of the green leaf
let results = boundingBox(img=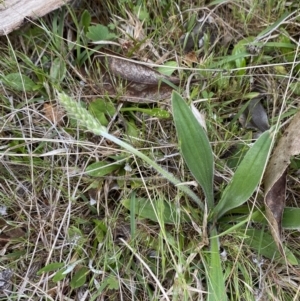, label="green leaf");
[70,267,89,289]
[93,219,107,243]
[80,10,91,32]
[122,197,190,224]
[121,107,170,118]
[50,57,66,83]
[282,207,300,229]
[89,99,116,126]
[125,119,140,143]
[86,161,121,177]
[243,228,298,265]
[209,53,251,69]
[53,269,68,282]
[2,73,36,92]
[86,24,117,41]
[206,227,227,301]
[212,130,272,219]
[107,275,120,290]
[133,5,150,22]
[156,61,178,76]
[232,38,253,76]
[37,262,64,275]
[172,91,214,208]
[248,207,300,230]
